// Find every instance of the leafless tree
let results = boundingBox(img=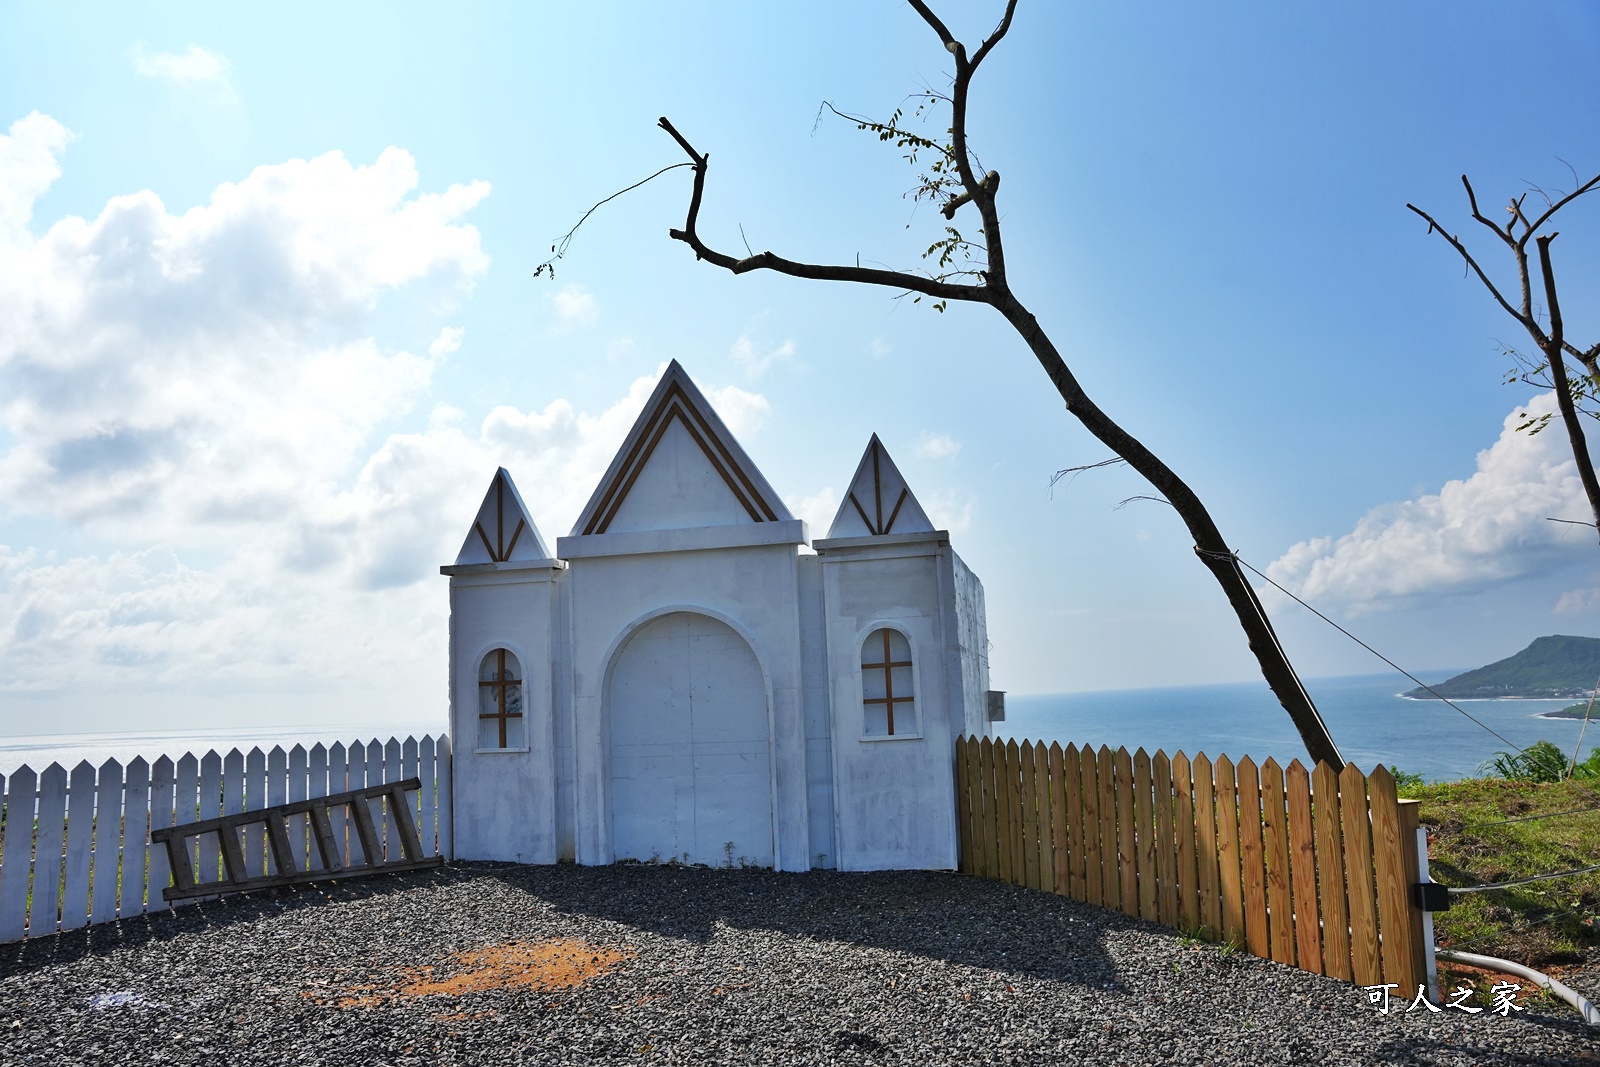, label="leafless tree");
[1408,169,1600,538]
[542,1,1345,766]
